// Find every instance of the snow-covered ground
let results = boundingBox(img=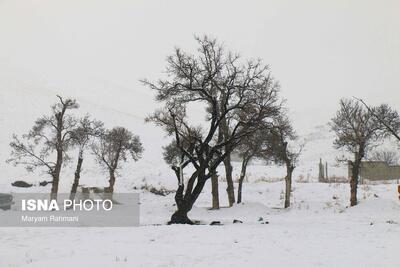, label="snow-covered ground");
[1,36,399,267]
[0,181,399,267]
[1,1,400,266]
